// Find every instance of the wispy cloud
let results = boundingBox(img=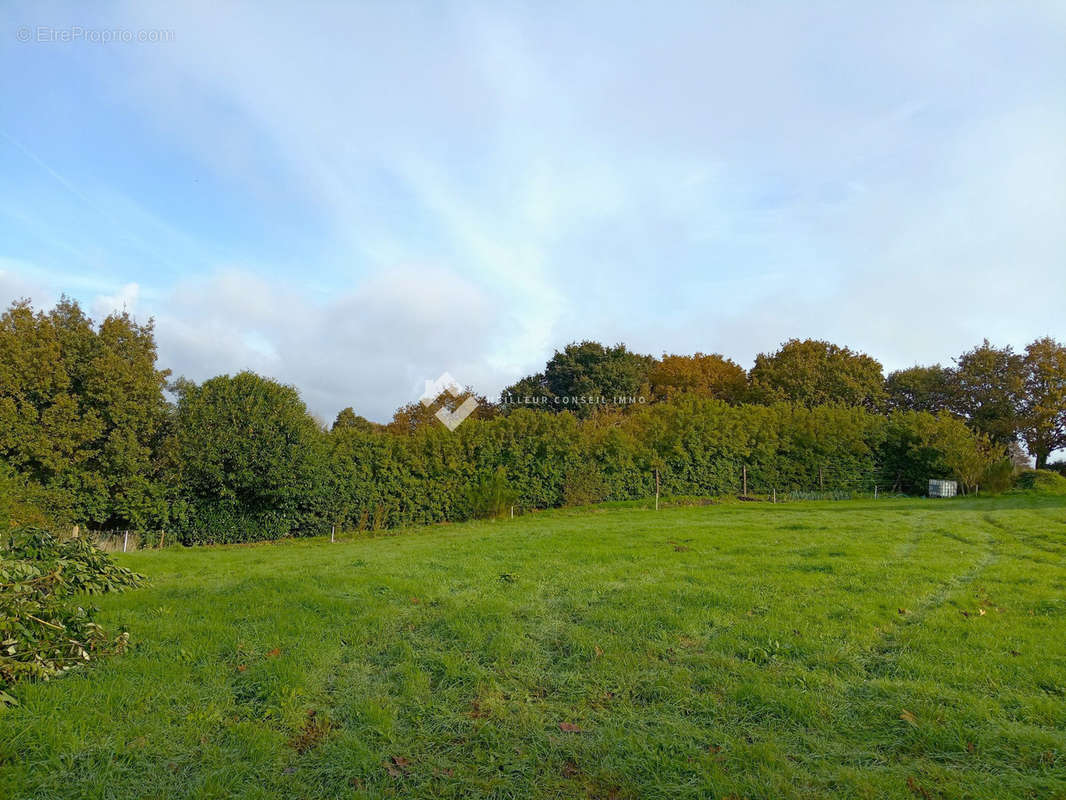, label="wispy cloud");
[1,0,1064,419]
